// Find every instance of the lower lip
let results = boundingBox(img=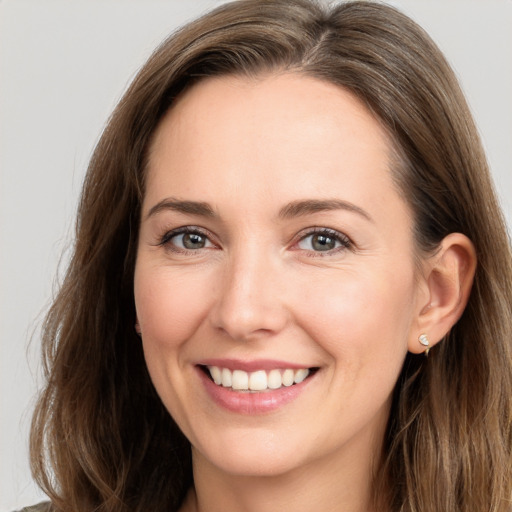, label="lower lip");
[197,368,314,414]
